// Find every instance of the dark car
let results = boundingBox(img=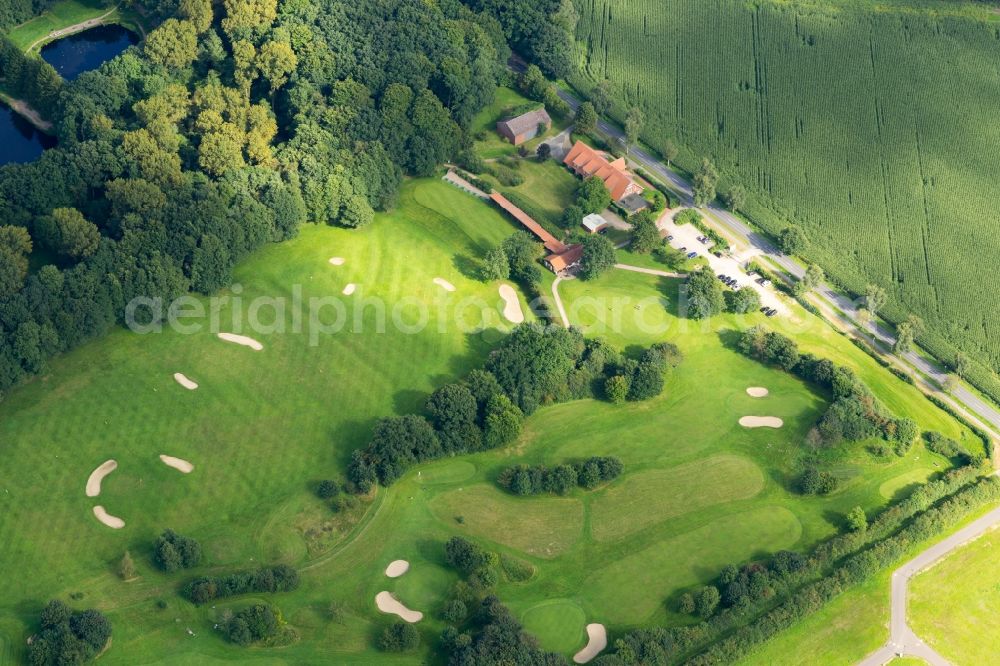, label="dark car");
[687,251,697,259]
